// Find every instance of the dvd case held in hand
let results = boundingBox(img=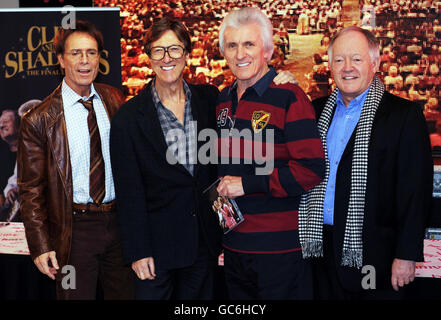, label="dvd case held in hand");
[203,178,244,234]
[434,166,441,198]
